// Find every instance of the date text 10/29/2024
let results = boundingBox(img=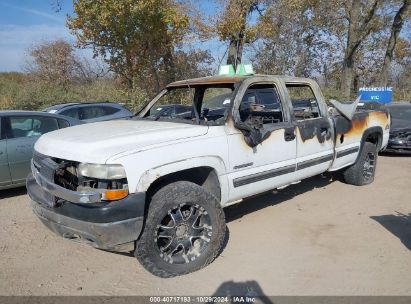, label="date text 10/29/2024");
[149,297,257,303]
